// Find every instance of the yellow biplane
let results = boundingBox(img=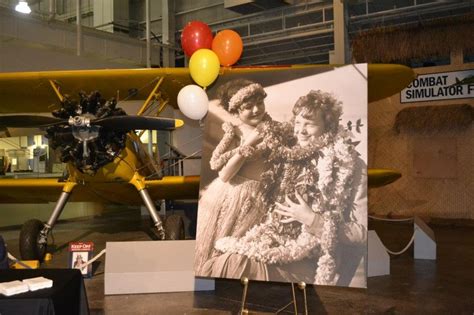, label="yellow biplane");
[0,65,410,261]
